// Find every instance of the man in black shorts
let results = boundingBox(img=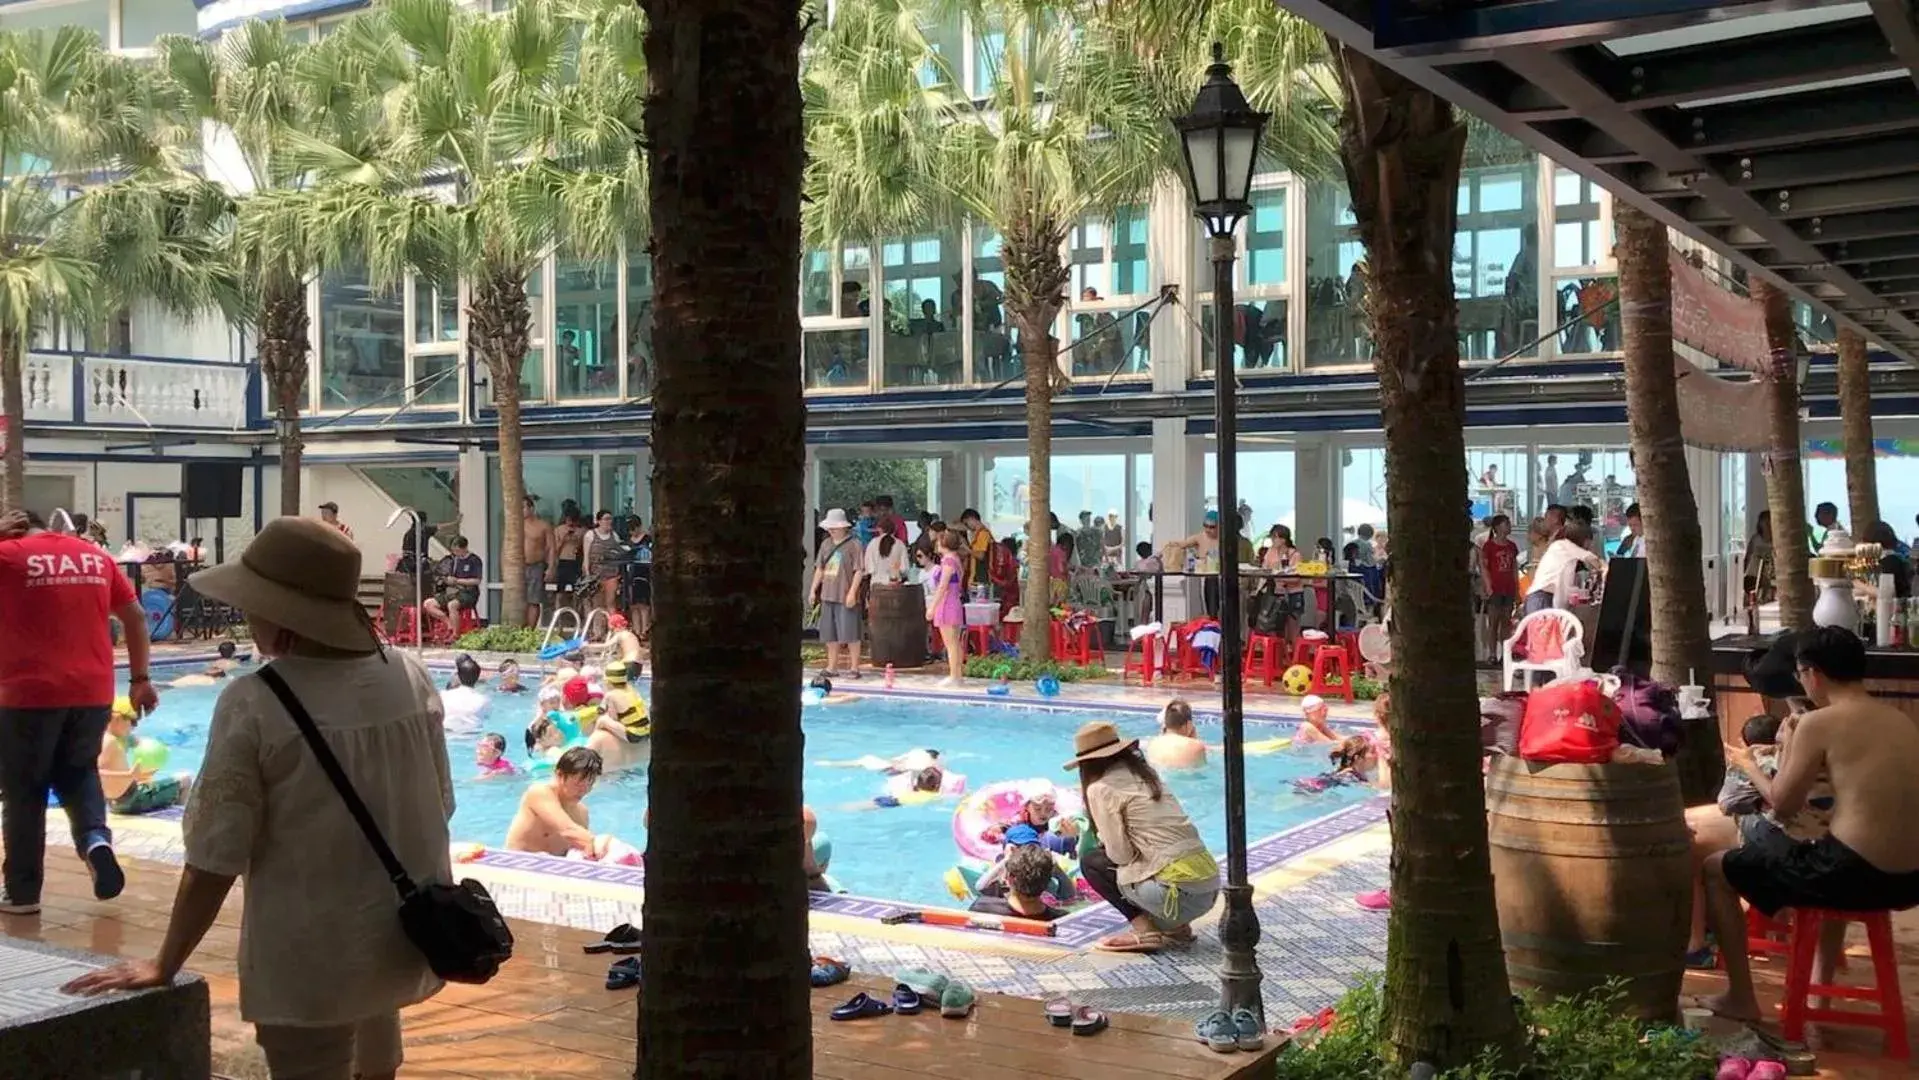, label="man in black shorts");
[423,535,483,634]
[1698,627,1919,1021]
